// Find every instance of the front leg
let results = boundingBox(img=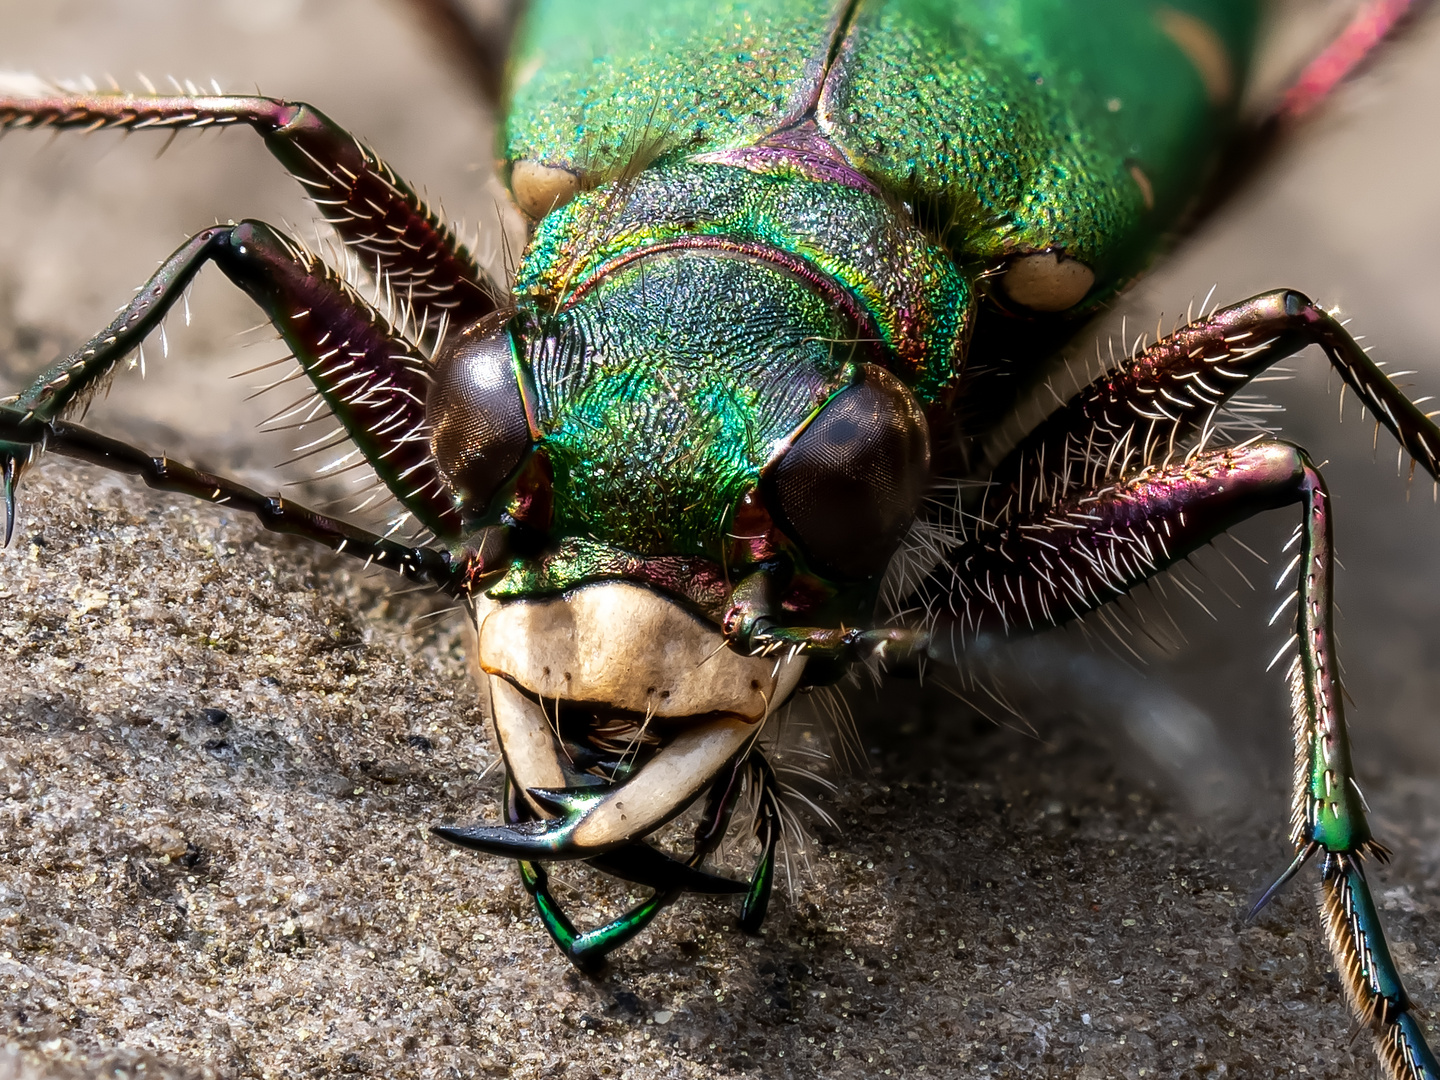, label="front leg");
[985,289,1440,520]
[908,443,1439,1079]
[1,221,464,542]
[0,409,460,591]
